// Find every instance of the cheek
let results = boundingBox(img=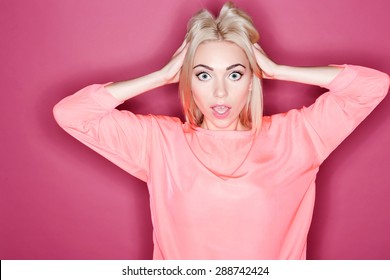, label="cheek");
[228,81,251,102]
[235,92,250,111]
[192,91,209,112]
[191,81,209,106]
[190,88,204,113]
